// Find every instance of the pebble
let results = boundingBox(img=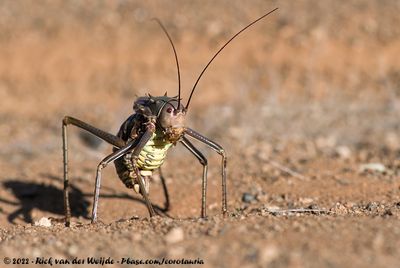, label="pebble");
[299,197,314,205]
[260,244,279,264]
[385,132,400,150]
[68,245,79,255]
[34,217,52,227]
[335,146,351,159]
[359,163,386,173]
[242,193,256,203]
[365,202,378,211]
[165,227,184,244]
[264,205,281,212]
[332,202,348,215]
